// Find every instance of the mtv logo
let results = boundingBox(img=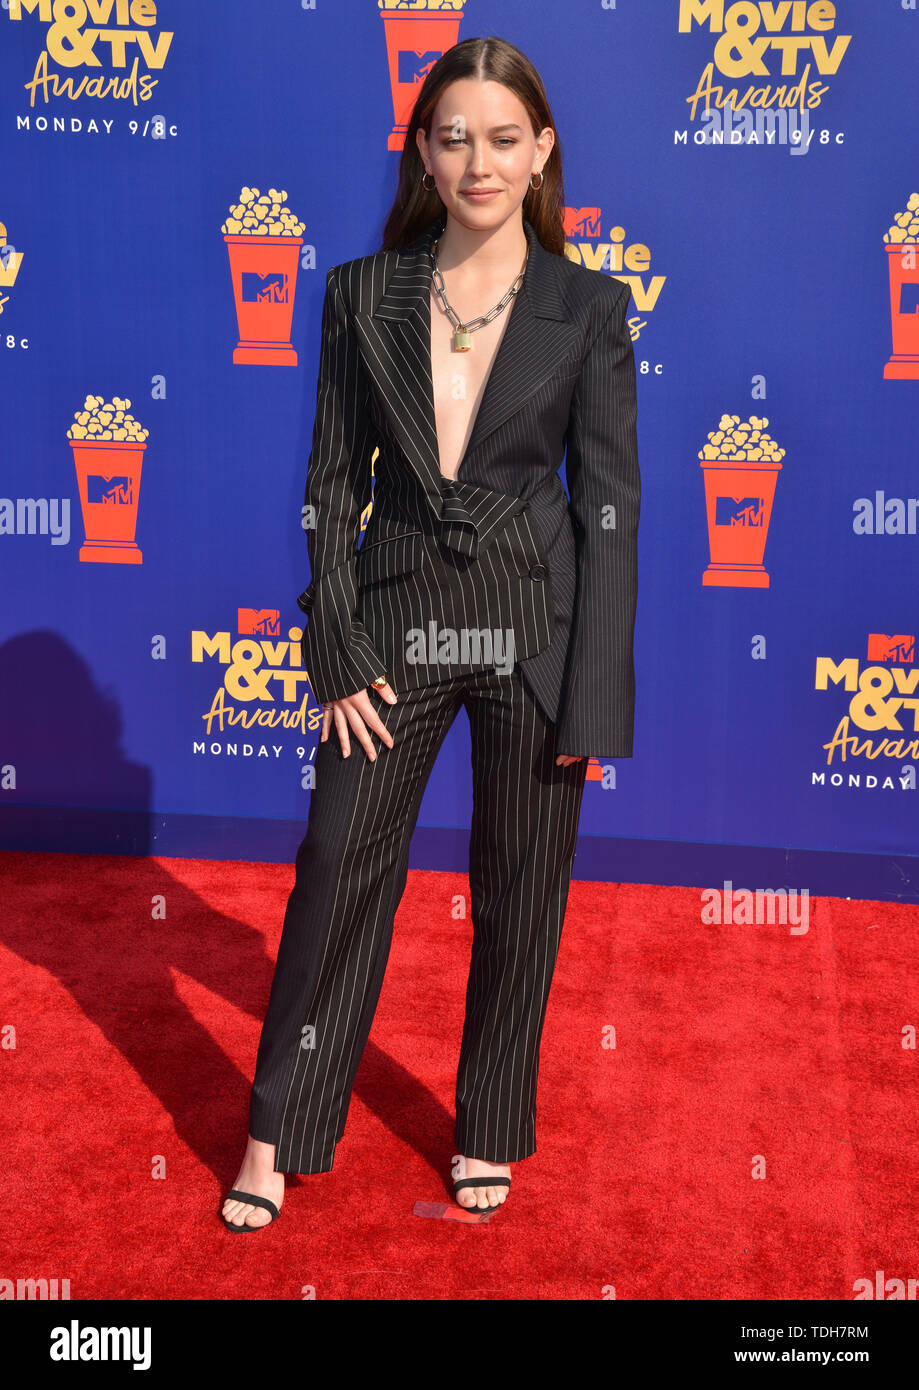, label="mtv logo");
[88,474,133,505]
[866,632,915,663]
[241,271,289,305]
[238,608,280,637]
[563,207,601,238]
[899,283,919,316]
[715,495,764,527]
[398,50,441,84]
